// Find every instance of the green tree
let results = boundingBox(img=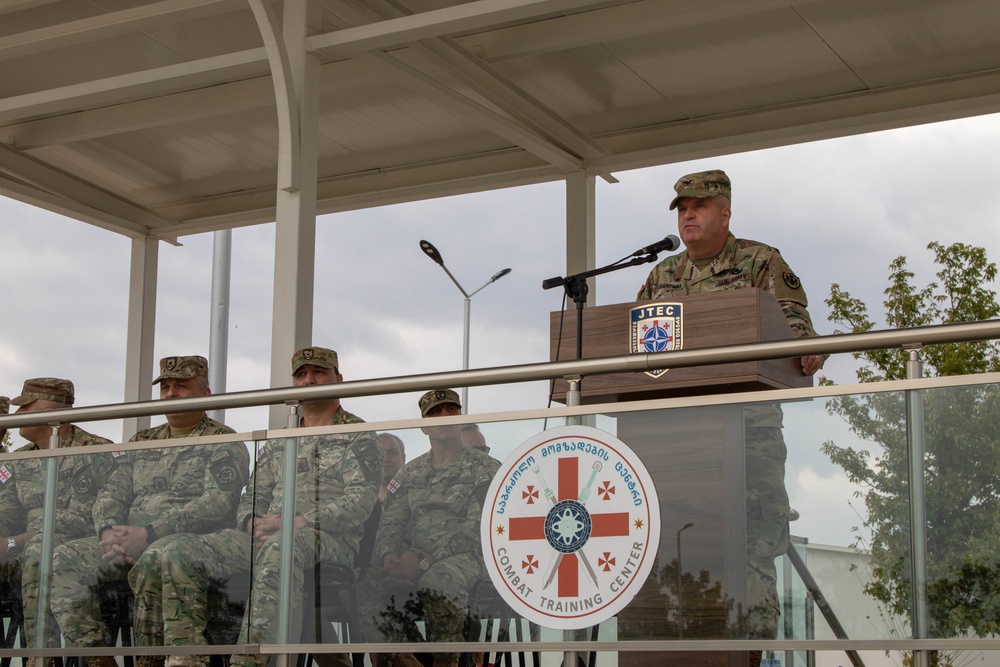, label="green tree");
[823,242,1000,643]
